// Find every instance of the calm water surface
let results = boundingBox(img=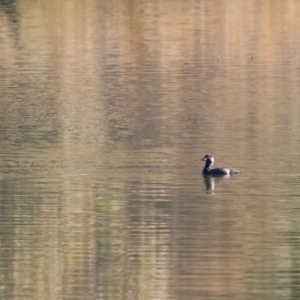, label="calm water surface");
[1,0,300,299]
